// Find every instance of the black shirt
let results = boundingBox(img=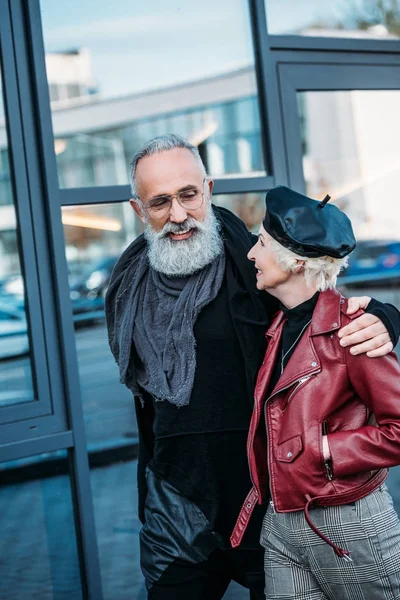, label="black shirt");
[149,275,263,545]
[268,292,320,394]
